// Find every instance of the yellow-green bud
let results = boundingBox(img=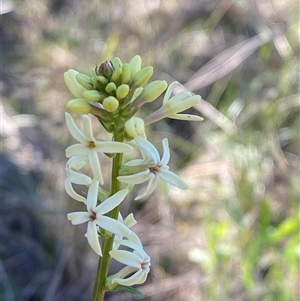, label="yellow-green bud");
[66,98,91,114]
[128,55,142,77]
[130,66,153,88]
[139,80,168,103]
[82,90,104,102]
[112,57,122,69]
[64,69,86,98]
[105,82,117,94]
[96,75,109,87]
[121,63,131,84]
[116,84,130,99]
[75,74,93,90]
[103,96,119,112]
[124,117,145,138]
[110,67,122,84]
